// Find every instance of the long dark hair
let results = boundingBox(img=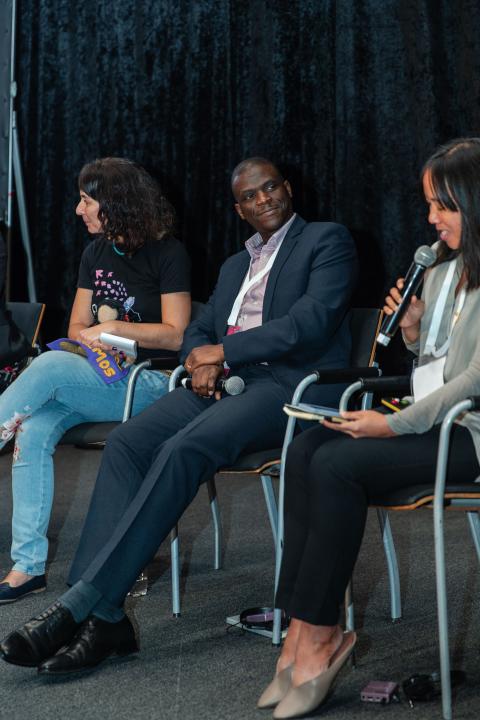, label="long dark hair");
[422,137,480,289]
[78,157,176,253]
